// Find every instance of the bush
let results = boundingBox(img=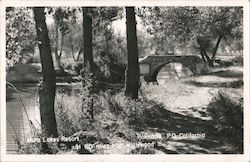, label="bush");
[207,90,243,153]
[95,51,126,83]
[54,79,165,153]
[232,56,243,66]
[55,87,152,142]
[55,72,97,136]
[95,91,148,129]
[216,56,243,67]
